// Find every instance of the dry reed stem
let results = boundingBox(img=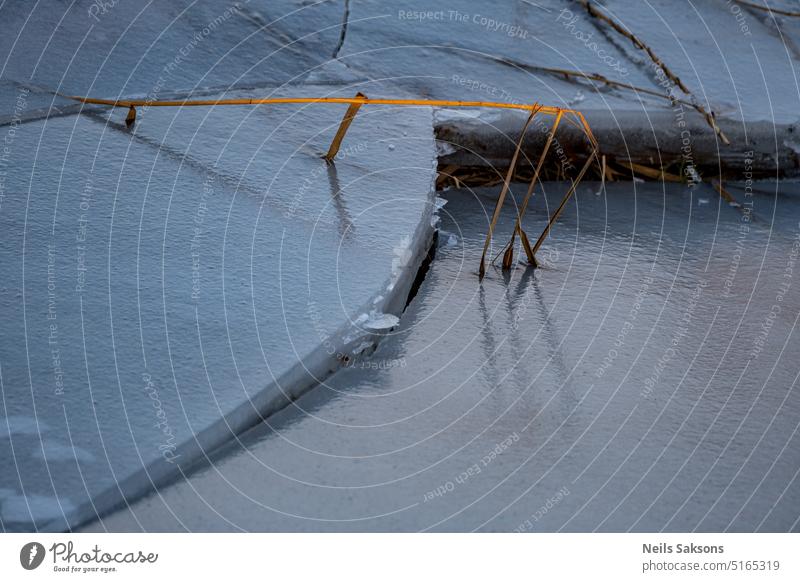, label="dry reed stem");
[712,179,741,207]
[600,154,607,194]
[463,51,701,111]
[602,154,614,183]
[618,160,683,182]
[734,0,800,17]
[502,110,564,268]
[63,90,600,279]
[325,92,366,162]
[64,93,564,114]
[479,106,540,280]
[531,150,599,258]
[125,105,136,127]
[436,164,460,189]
